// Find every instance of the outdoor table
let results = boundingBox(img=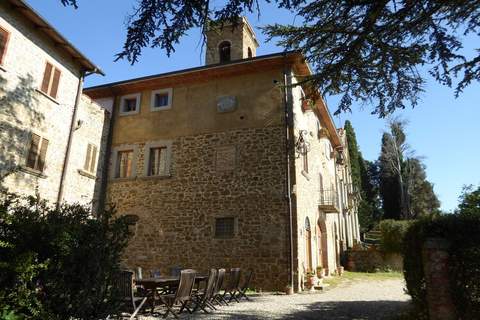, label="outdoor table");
[135,274,208,290]
[135,275,208,310]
